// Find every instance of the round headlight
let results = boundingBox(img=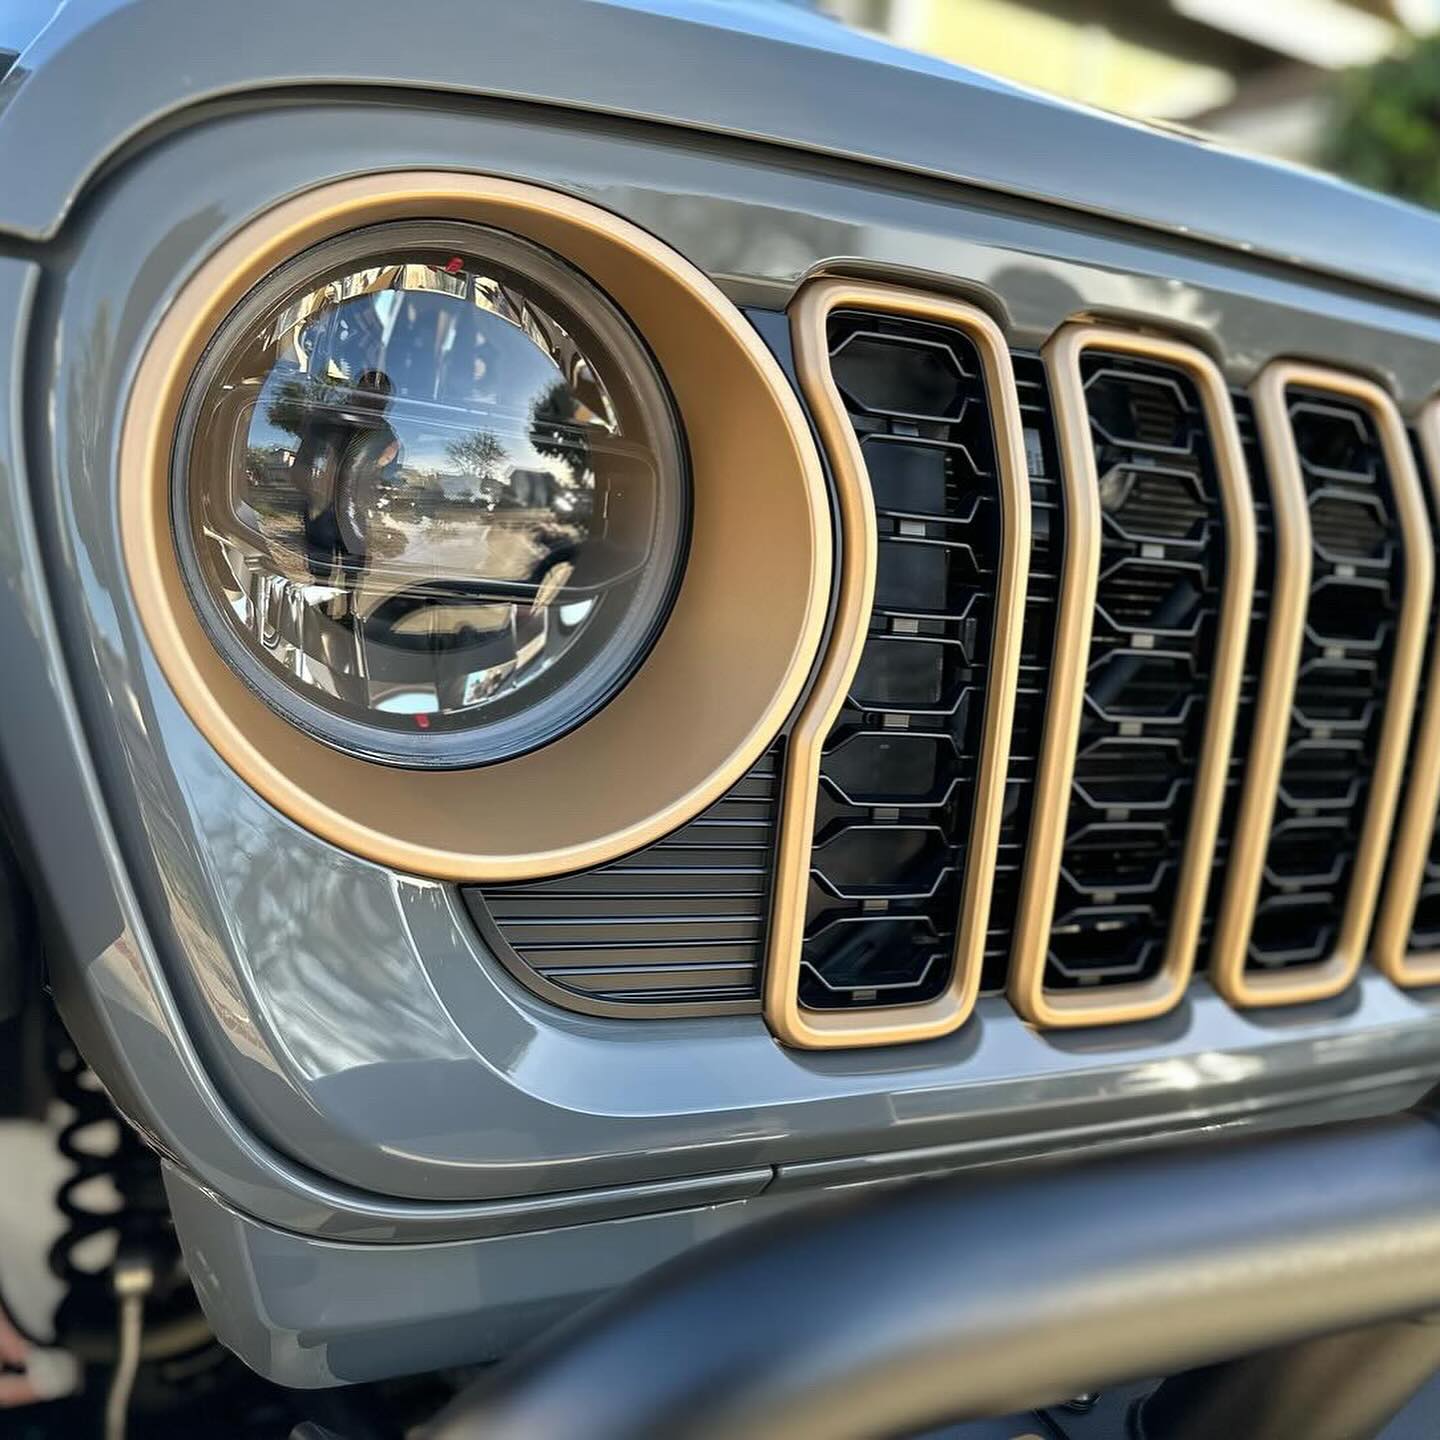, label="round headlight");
[174,220,689,767]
